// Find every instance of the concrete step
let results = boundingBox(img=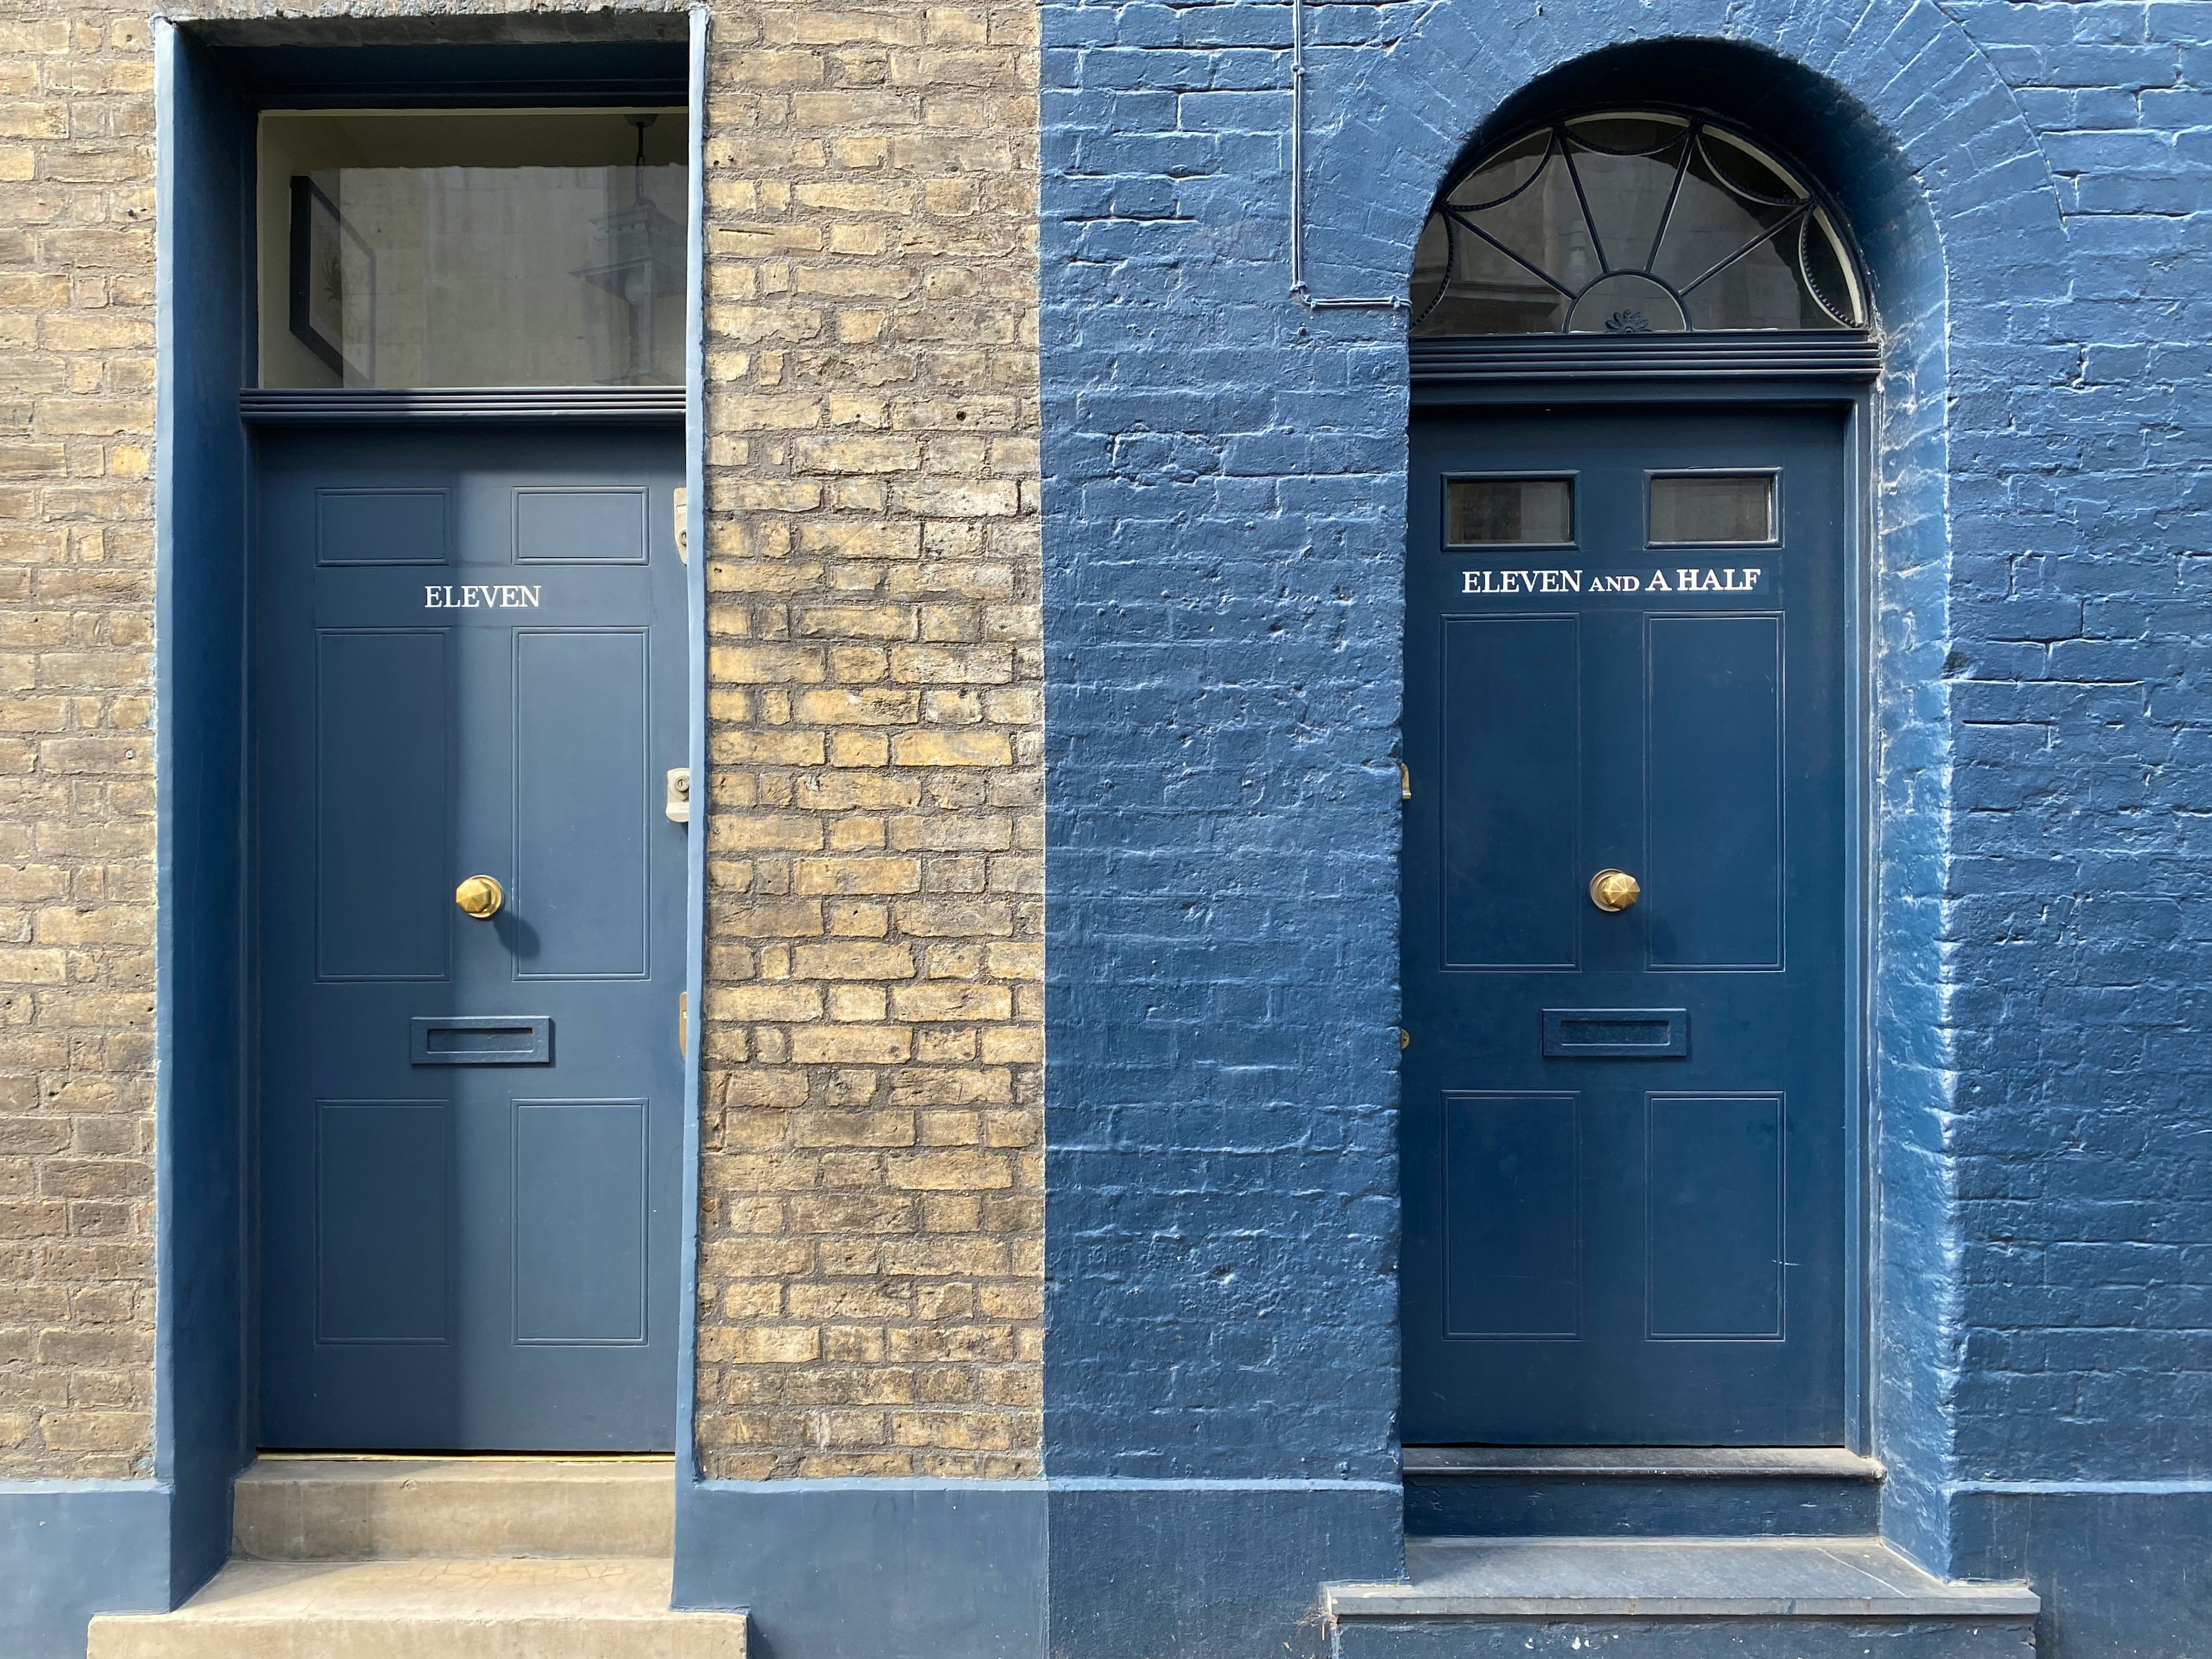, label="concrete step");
[86,1558,746,1659]
[1326,1536,2038,1658]
[232,1457,674,1560]
[1404,1446,1884,1537]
